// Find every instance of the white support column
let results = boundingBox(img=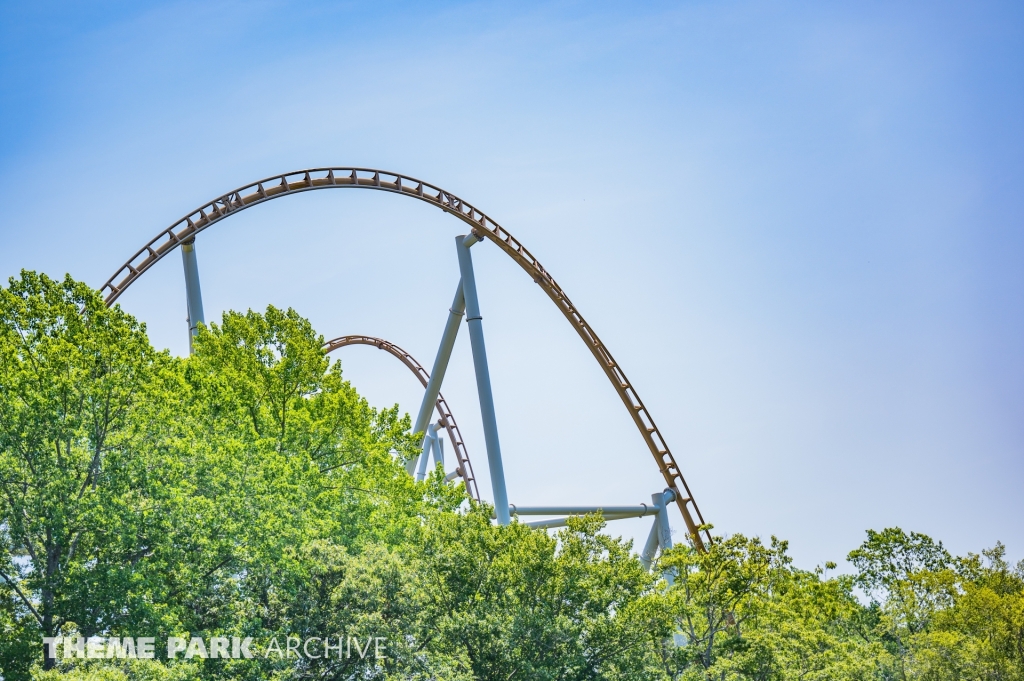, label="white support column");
[180,239,206,354]
[456,234,510,525]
